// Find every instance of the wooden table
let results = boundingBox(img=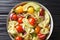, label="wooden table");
[0,0,60,40]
